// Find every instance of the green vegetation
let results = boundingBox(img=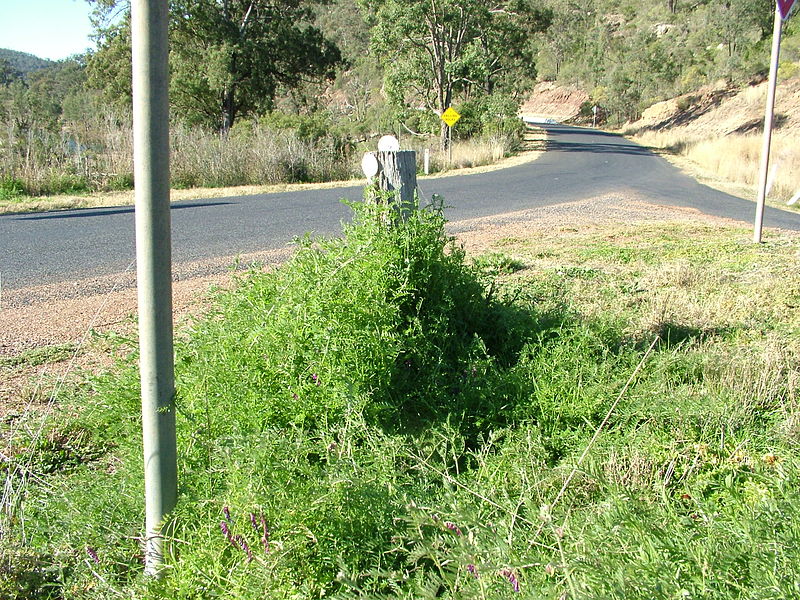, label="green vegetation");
[4,0,797,199]
[537,0,795,124]
[362,0,550,149]
[3,199,799,598]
